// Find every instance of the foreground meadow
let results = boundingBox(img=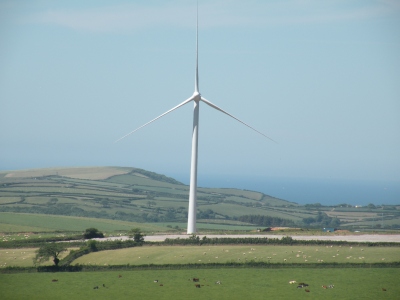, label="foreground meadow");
[1,268,399,300]
[72,244,400,266]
